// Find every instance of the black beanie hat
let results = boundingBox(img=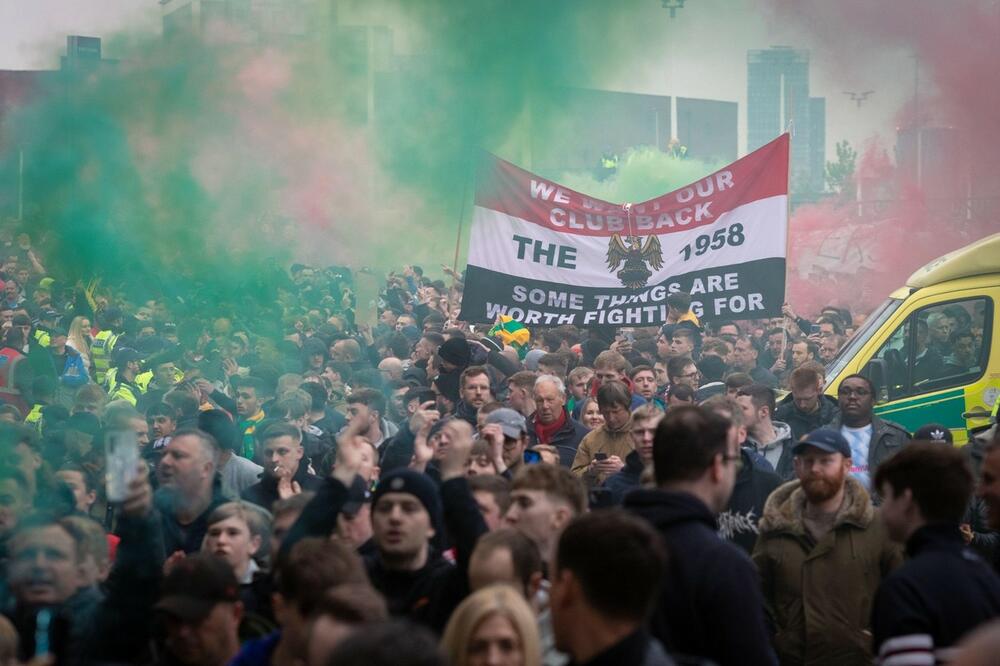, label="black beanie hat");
[433,369,461,403]
[437,337,471,368]
[372,468,442,526]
